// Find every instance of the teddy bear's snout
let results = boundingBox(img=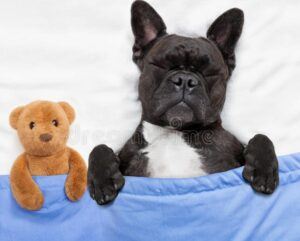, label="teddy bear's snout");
[39,133,53,142]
